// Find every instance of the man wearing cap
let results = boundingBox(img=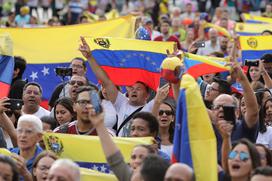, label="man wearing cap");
[79,37,155,137]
